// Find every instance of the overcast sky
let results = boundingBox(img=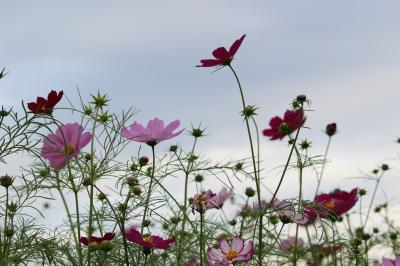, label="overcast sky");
[1,1,400,226]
